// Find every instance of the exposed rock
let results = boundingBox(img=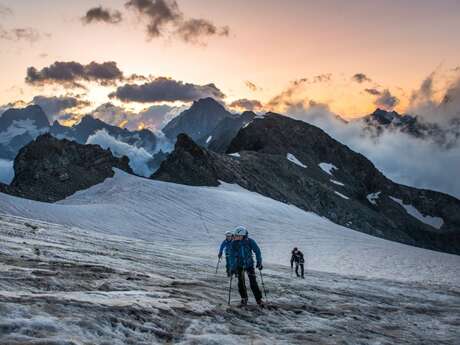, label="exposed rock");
[359,108,459,147]
[154,114,460,254]
[0,134,133,202]
[162,98,233,142]
[0,105,50,159]
[198,111,255,153]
